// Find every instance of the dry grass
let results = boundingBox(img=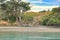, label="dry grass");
[0,20,10,25]
[0,20,20,26]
